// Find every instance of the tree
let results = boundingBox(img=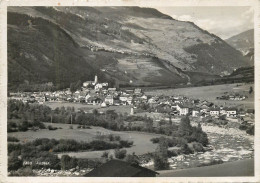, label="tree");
[124,152,140,165]
[178,116,192,137]
[114,149,127,159]
[153,137,169,170]
[249,86,253,94]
